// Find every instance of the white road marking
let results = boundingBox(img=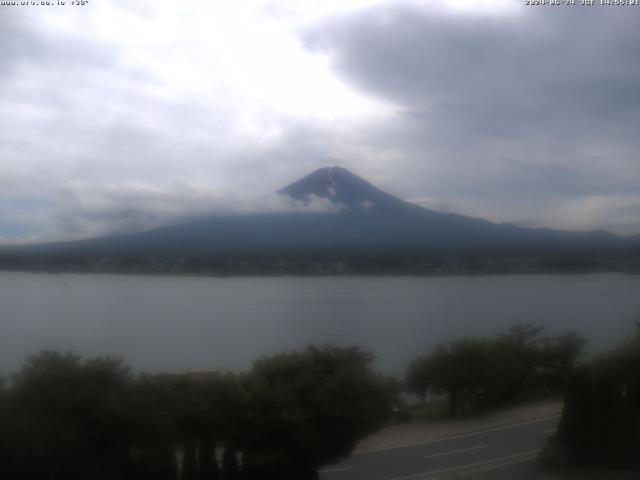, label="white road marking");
[423,444,487,460]
[382,449,540,480]
[354,413,560,455]
[319,467,351,474]
[542,428,557,435]
[453,453,537,478]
